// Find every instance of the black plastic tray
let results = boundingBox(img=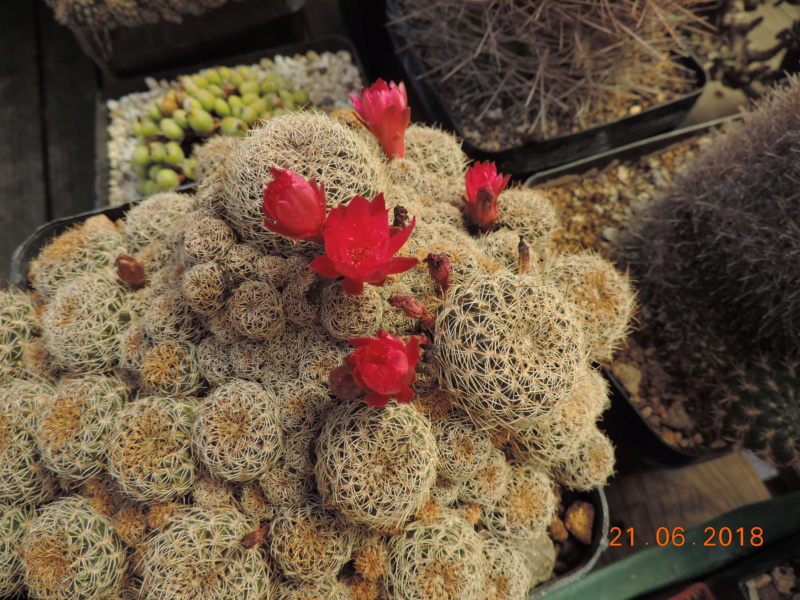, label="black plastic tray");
[95,34,367,208]
[526,117,738,469]
[70,0,306,81]
[385,0,707,178]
